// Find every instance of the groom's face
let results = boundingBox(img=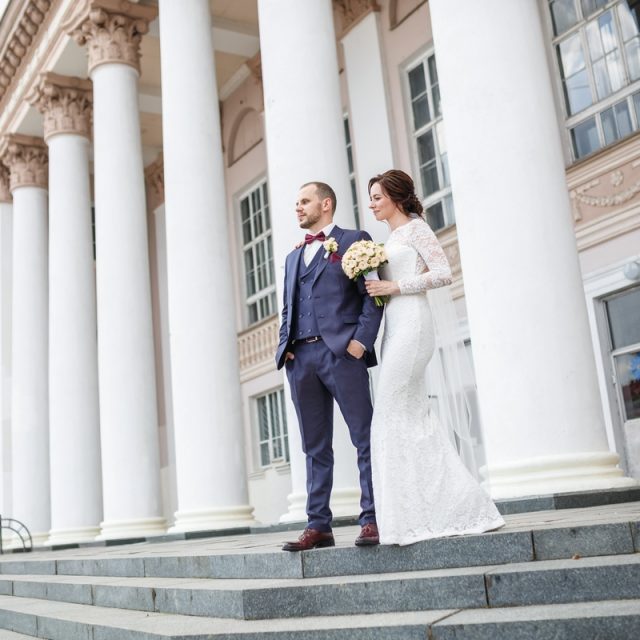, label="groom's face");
[296,184,324,230]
